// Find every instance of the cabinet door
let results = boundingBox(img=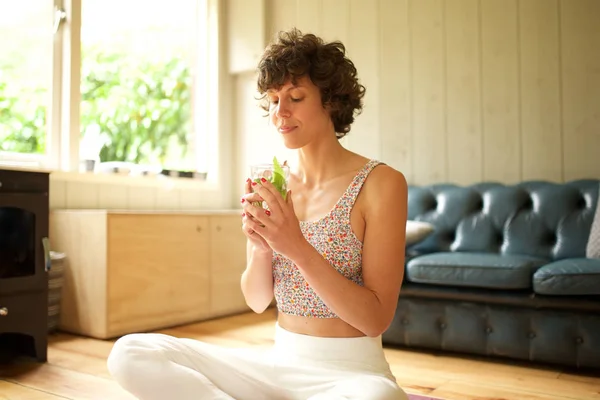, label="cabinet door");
[106,214,210,336]
[0,193,49,294]
[209,215,251,317]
